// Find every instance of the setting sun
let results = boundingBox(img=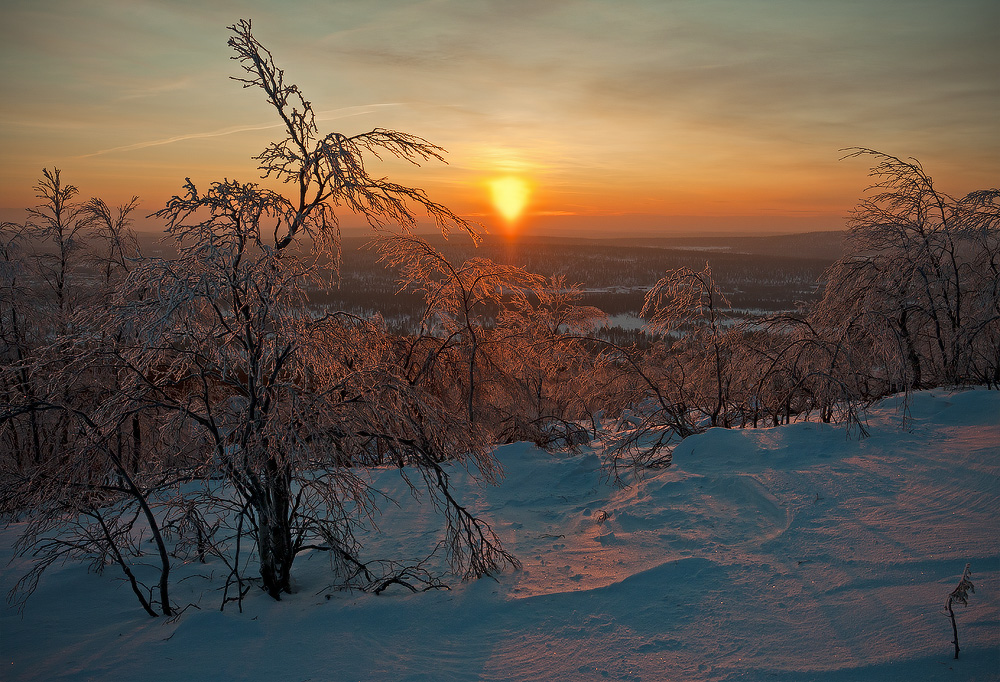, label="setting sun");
[489,176,531,223]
